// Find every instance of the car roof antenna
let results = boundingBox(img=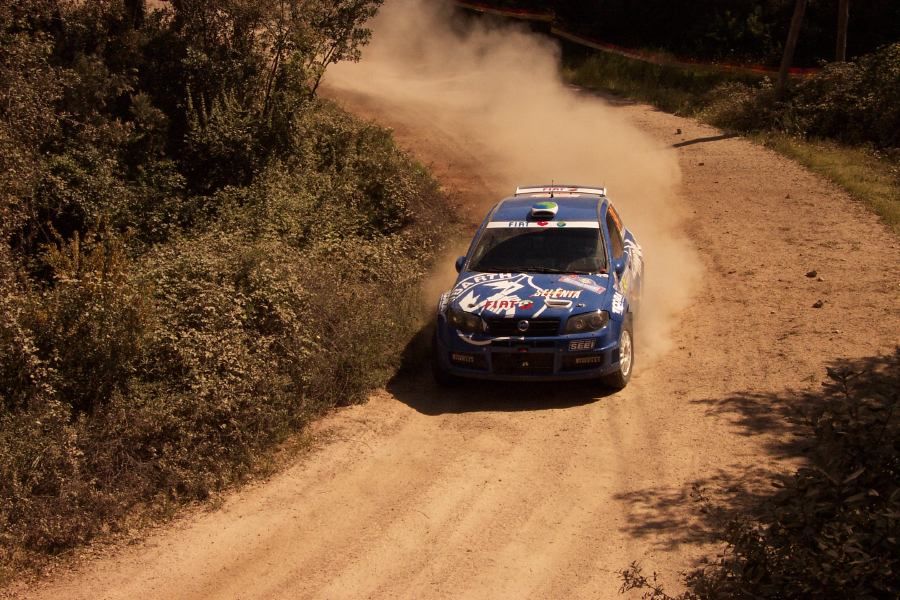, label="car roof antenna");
[549,179,554,198]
